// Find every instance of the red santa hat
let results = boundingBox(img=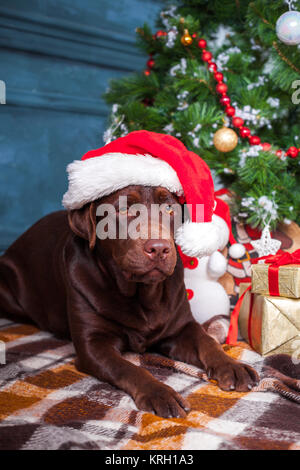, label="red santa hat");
[63,130,231,257]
